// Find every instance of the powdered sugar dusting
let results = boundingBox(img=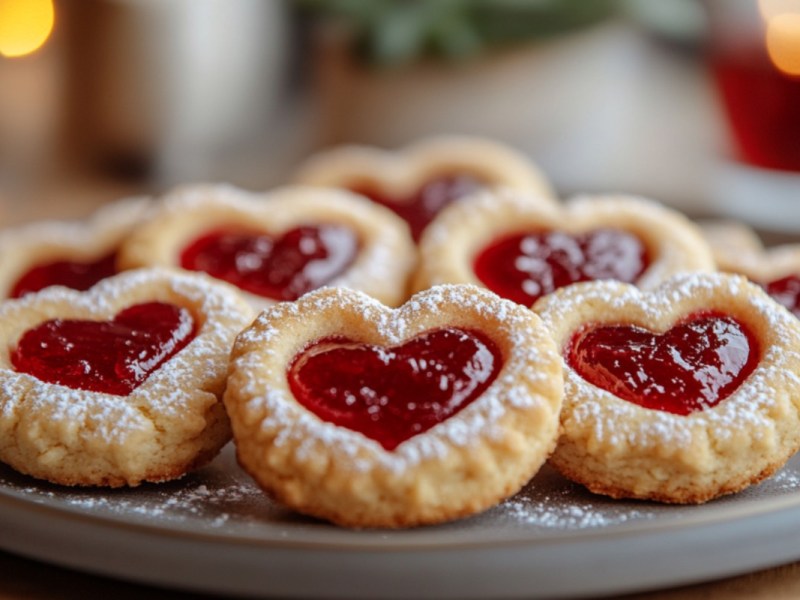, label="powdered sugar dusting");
[538,272,800,450]
[0,268,253,471]
[0,195,152,251]
[421,191,713,295]
[425,187,557,248]
[155,183,414,308]
[770,468,800,492]
[3,465,271,529]
[498,495,656,529]
[3,439,800,537]
[232,284,560,473]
